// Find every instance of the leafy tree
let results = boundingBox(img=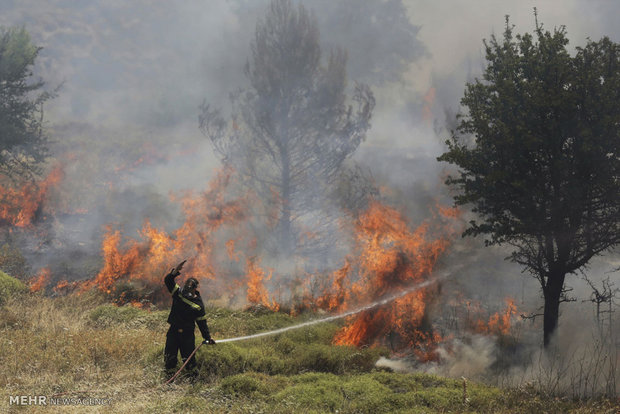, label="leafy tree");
[200,0,374,257]
[438,17,620,347]
[0,26,51,181]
